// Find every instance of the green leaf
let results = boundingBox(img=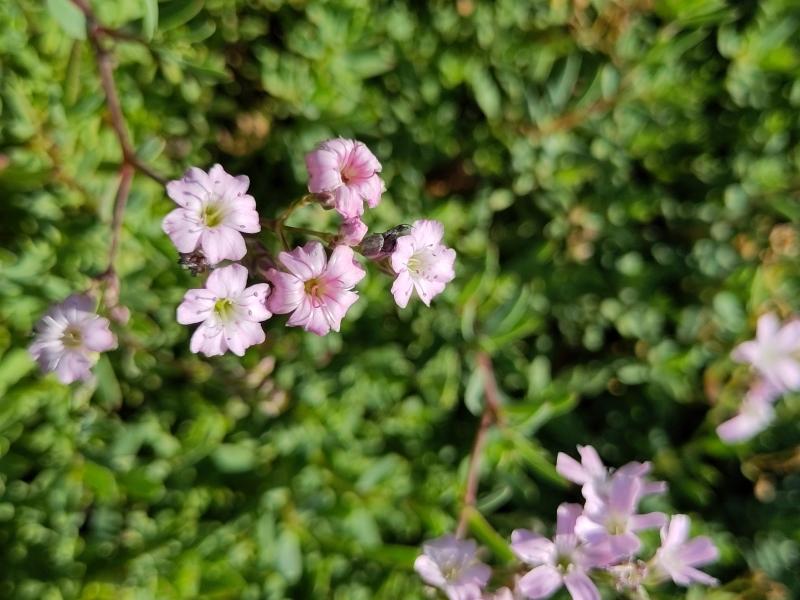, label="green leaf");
[142,0,159,40]
[464,507,514,564]
[46,0,86,40]
[276,528,303,584]
[159,0,204,30]
[0,349,34,397]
